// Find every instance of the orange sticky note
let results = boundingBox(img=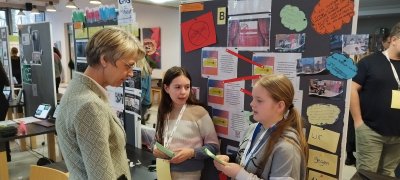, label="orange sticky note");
[180,3,204,12]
